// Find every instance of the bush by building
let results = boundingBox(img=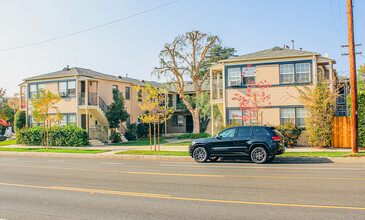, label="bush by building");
[276,122,303,148]
[14,110,26,133]
[177,132,211,139]
[16,125,88,147]
[125,123,138,141]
